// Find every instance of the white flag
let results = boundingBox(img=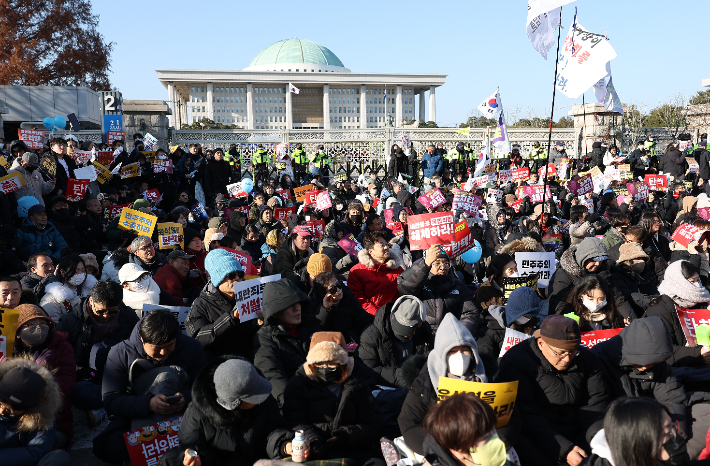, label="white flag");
[477,90,502,120]
[474,137,491,177]
[555,18,617,99]
[593,62,624,114]
[288,83,300,94]
[527,0,576,24]
[527,6,561,60]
